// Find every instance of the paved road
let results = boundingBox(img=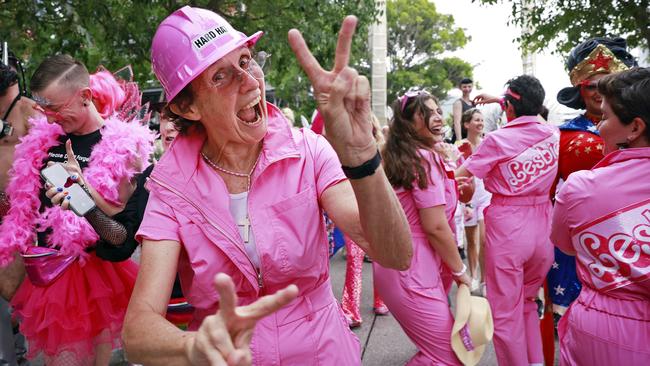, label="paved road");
[329,250,560,365]
[328,251,498,366]
[31,249,556,365]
